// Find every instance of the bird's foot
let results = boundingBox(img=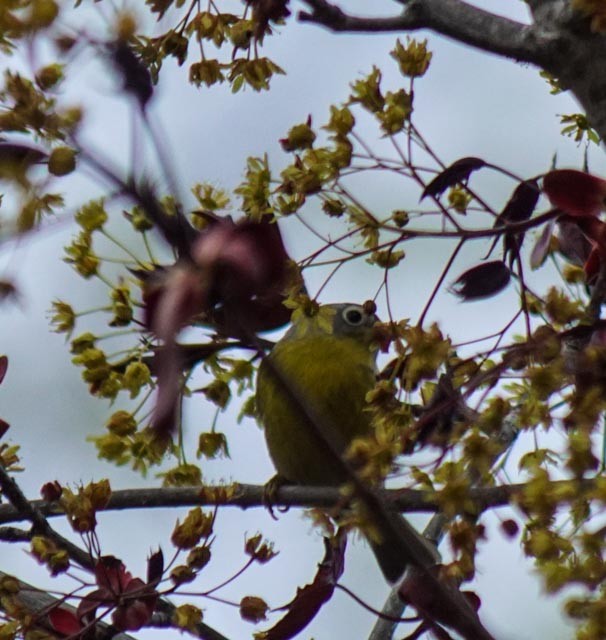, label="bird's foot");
[263,474,291,520]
